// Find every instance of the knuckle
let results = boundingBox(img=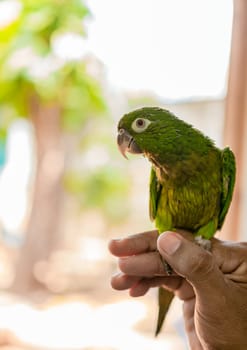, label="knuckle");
[118,257,129,273]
